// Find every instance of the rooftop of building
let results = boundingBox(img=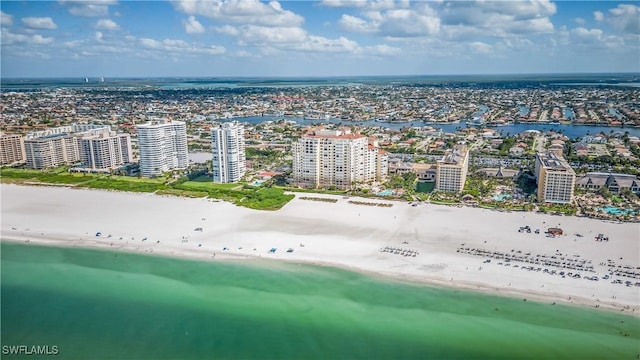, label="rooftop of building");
[579,172,639,180]
[303,128,365,140]
[26,132,72,141]
[137,119,185,127]
[439,145,468,165]
[536,152,574,173]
